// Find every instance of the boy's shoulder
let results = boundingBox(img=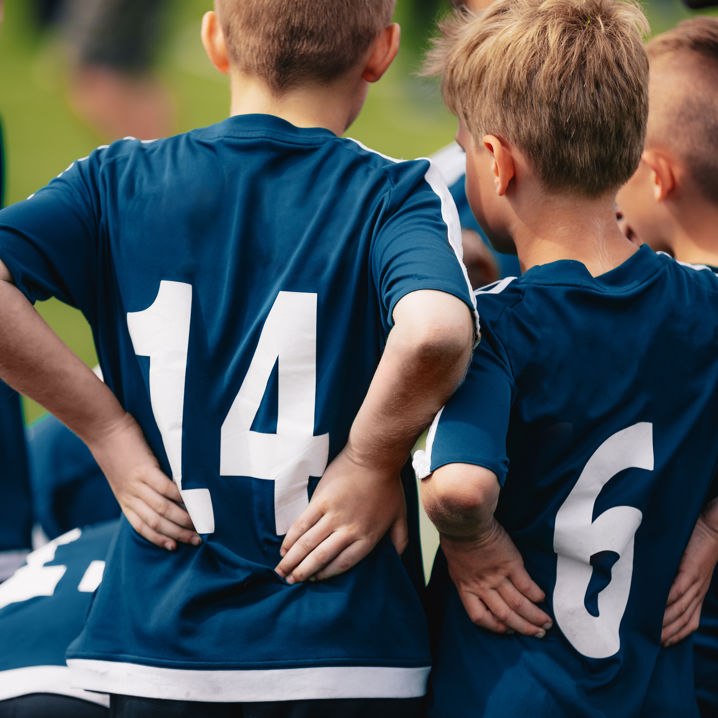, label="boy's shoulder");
[71,117,439,197]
